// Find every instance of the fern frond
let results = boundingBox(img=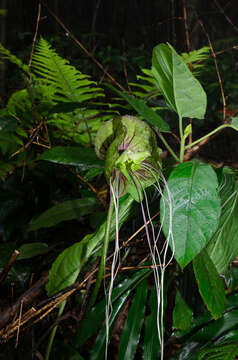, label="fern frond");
[31,38,104,103]
[0,42,30,76]
[198,341,238,360]
[181,46,210,75]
